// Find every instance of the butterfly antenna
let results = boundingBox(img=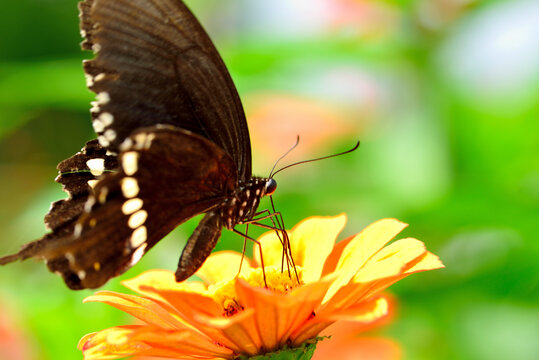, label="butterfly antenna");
[269,136,300,178]
[271,140,360,177]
